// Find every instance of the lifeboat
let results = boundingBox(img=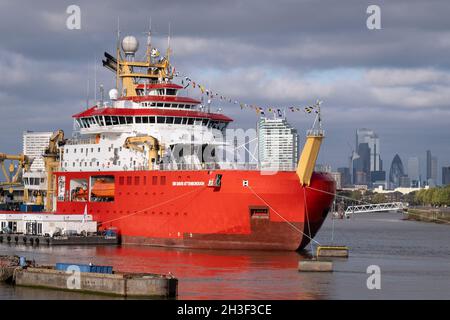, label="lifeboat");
[91,179,115,199]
